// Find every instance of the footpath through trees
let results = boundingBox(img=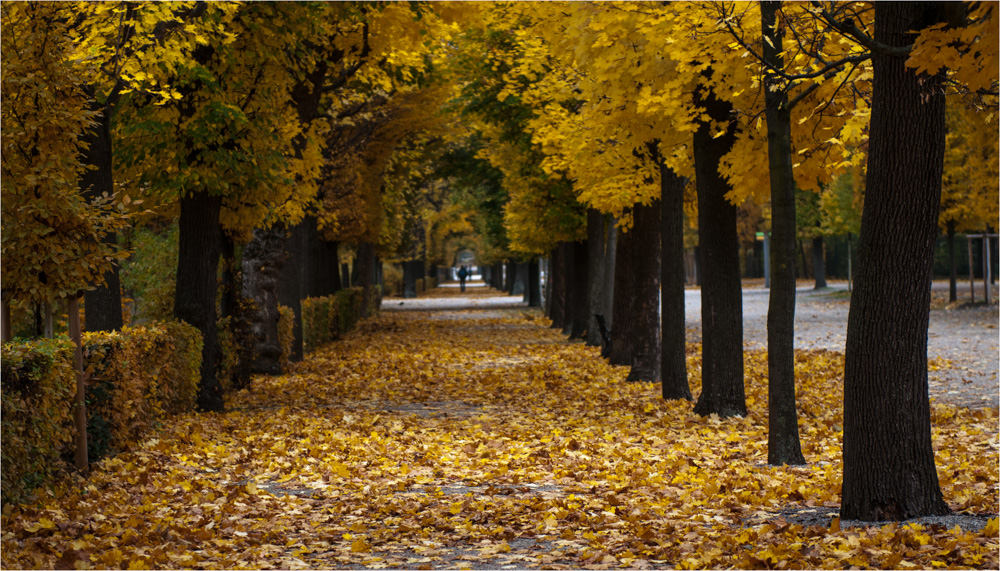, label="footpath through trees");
[2,283,996,570]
